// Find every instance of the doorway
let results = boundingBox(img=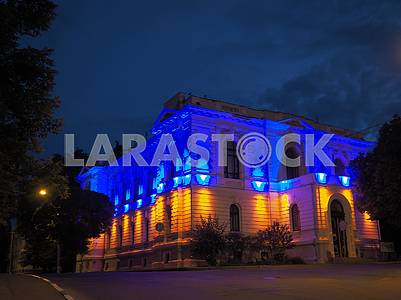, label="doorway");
[330,200,348,257]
